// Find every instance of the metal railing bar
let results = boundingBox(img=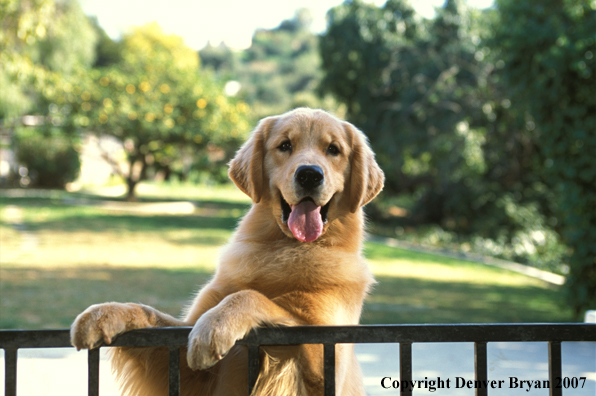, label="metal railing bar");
[238,324,596,345]
[1,324,594,349]
[323,343,336,396]
[400,342,412,396]
[4,347,17,396]
[548,341,562,396]
[0,329,71,348]
[88,348,100,396]
[475,342,488,396]
[247,345,260,395]
[168,346,181,396]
